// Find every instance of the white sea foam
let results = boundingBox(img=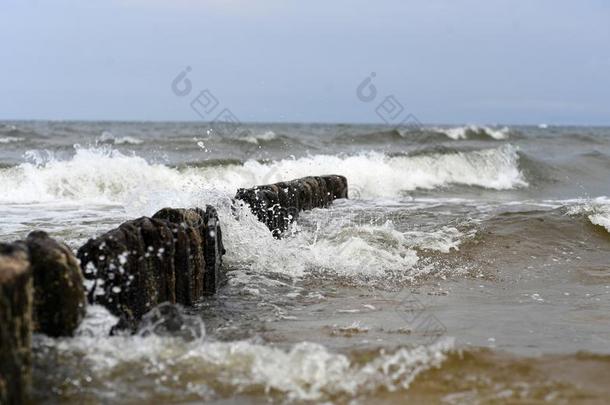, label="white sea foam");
[0,145,520,278]
[212,202,417,279]
[99,130,143,145]
[0,136,25,144]
[566,197,610,233]
[0,146,201,205]
[0,144,526,205]
[221,200,475,281]
[590,211,610,233]
[437,125,510,140]
[239,130,277,145]
[36,305,454,402]
[403,226,467,253]
[215,144,526,197]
